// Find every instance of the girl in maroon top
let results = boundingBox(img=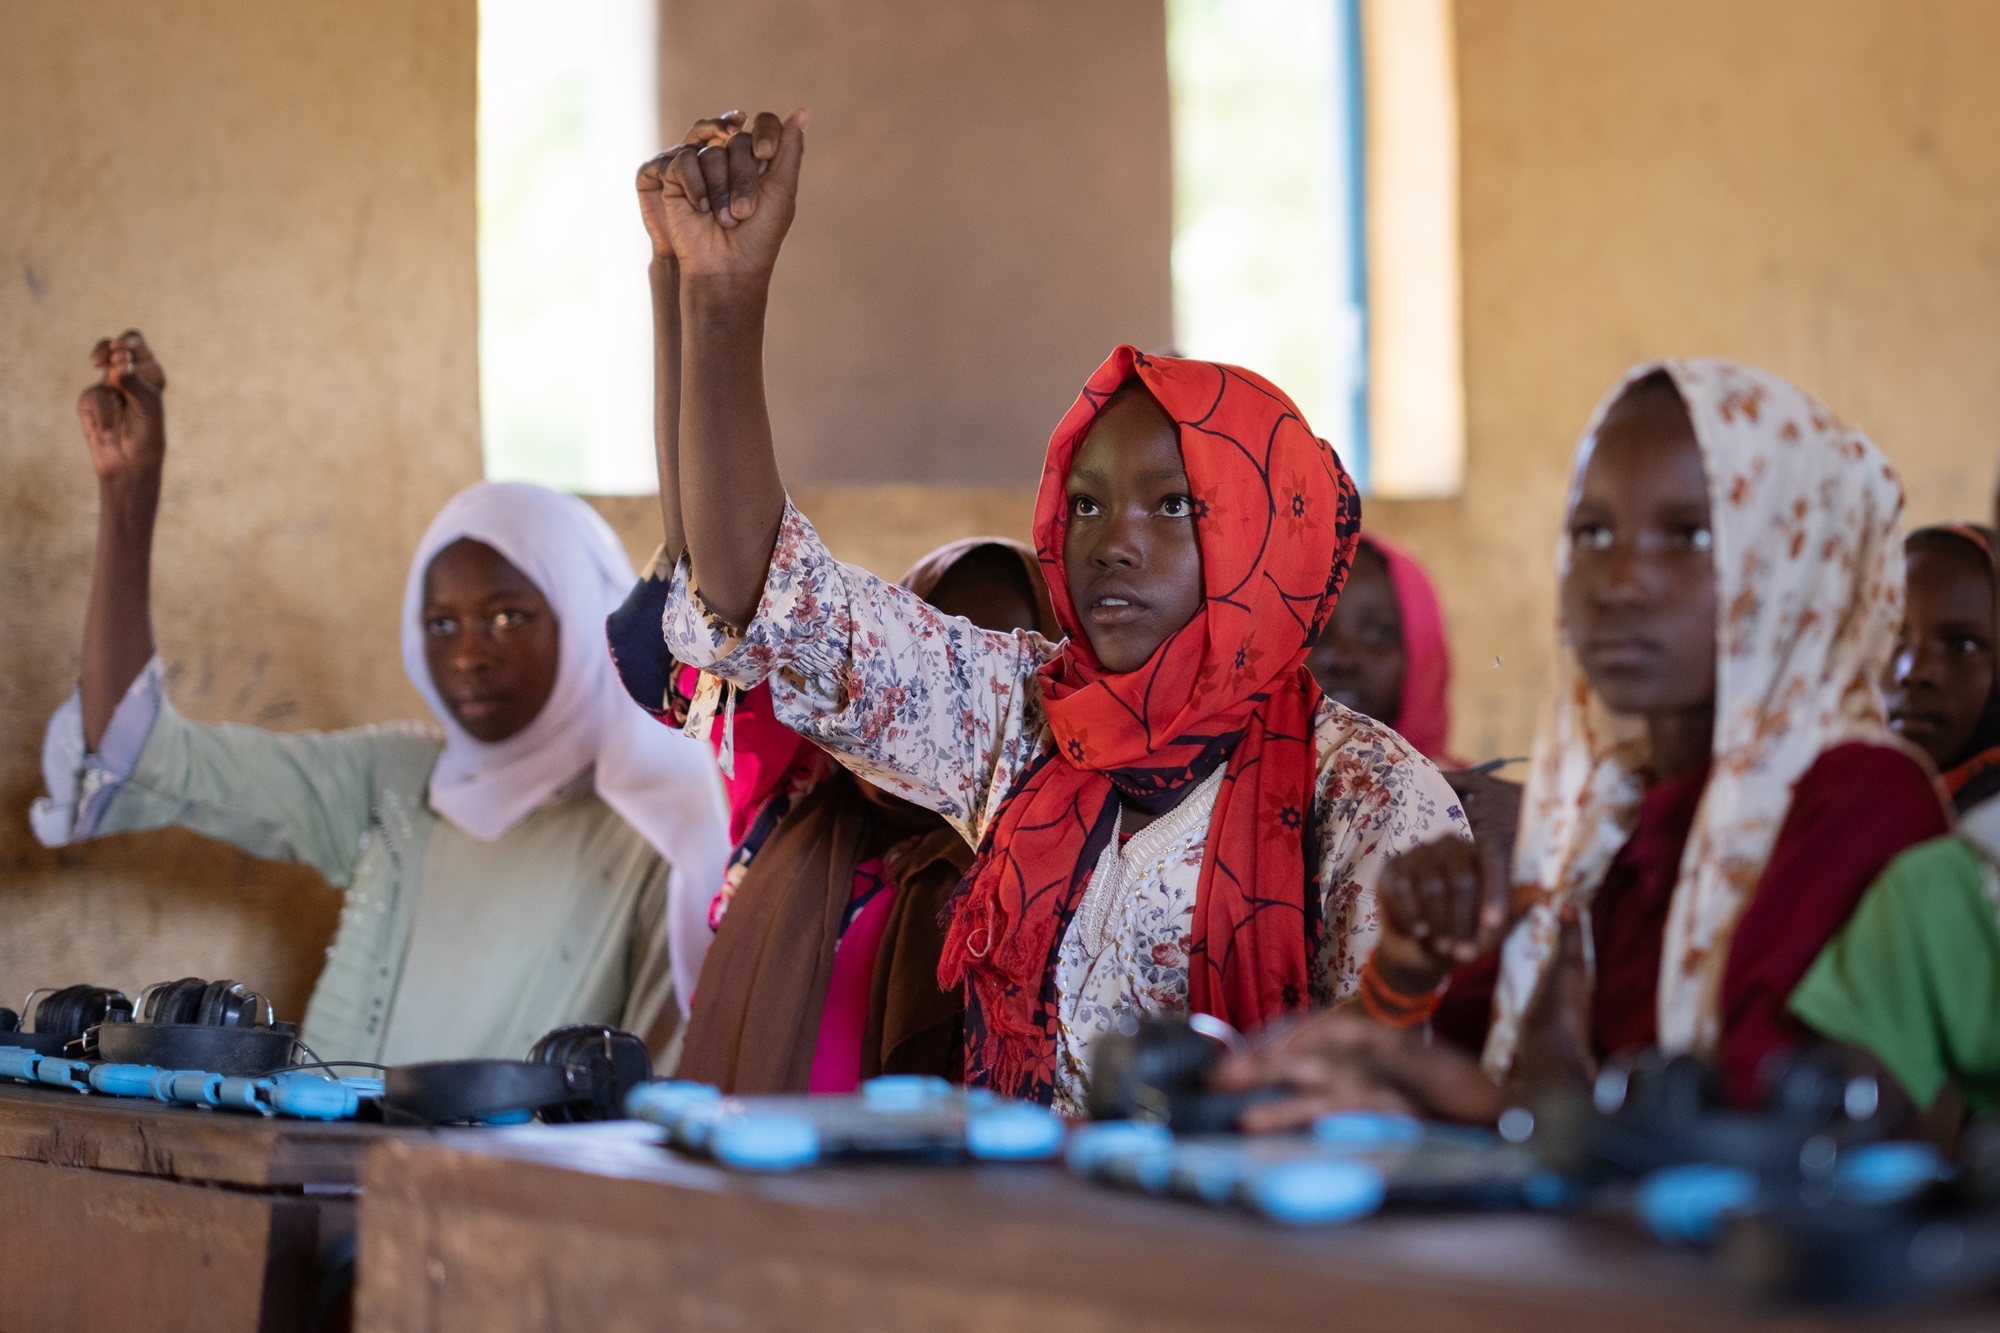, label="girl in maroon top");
[1220,361,1948,1121]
